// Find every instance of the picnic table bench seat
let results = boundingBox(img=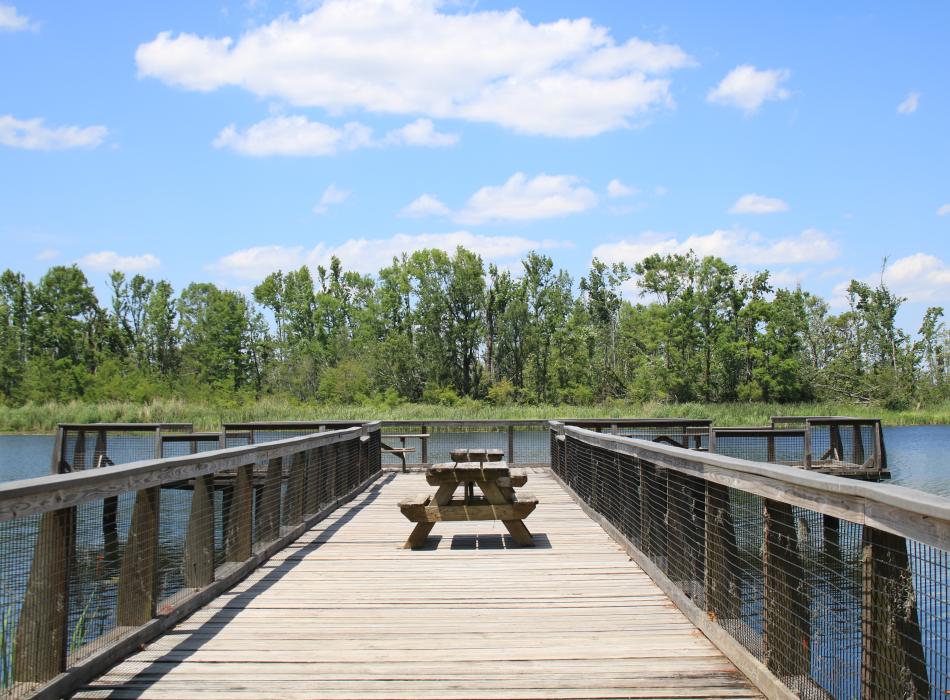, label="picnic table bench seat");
[399,491,538,523]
